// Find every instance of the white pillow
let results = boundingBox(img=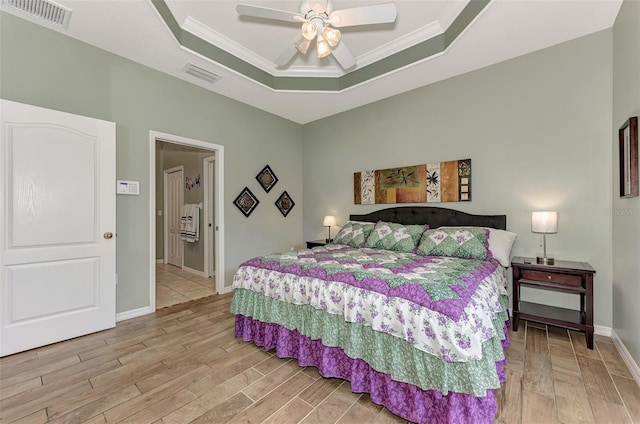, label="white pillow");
[487,228,518,267]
